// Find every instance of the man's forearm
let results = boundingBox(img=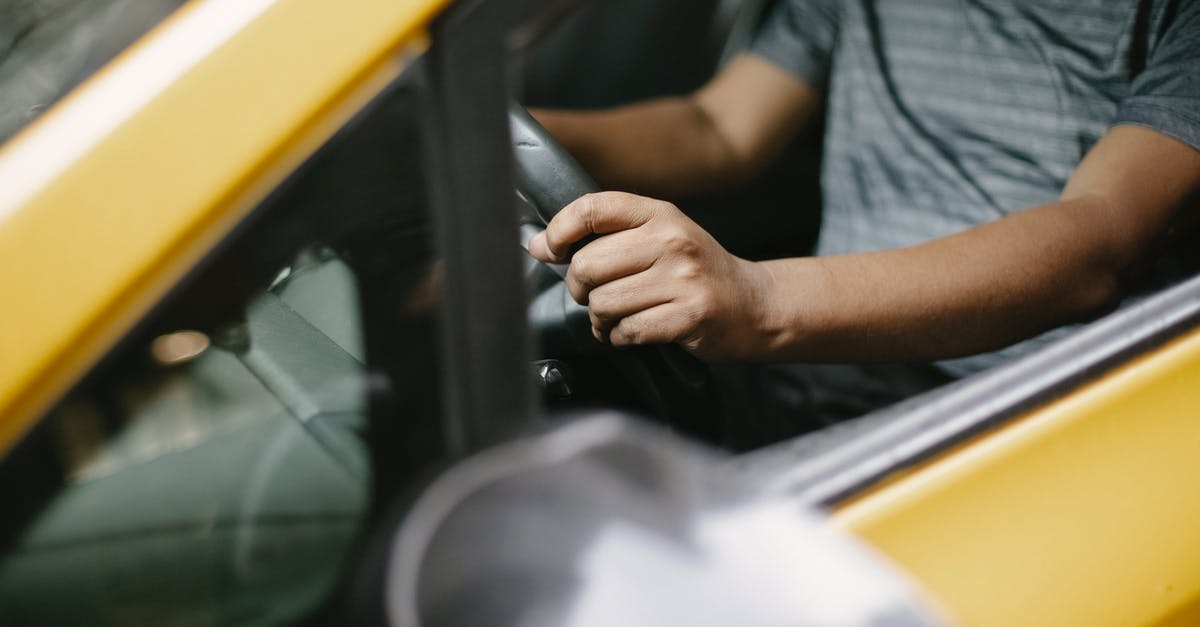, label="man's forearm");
[535,98,748,199]
[534,54,822,200]
[753,197,1125,362]
[753,123,1200,364]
